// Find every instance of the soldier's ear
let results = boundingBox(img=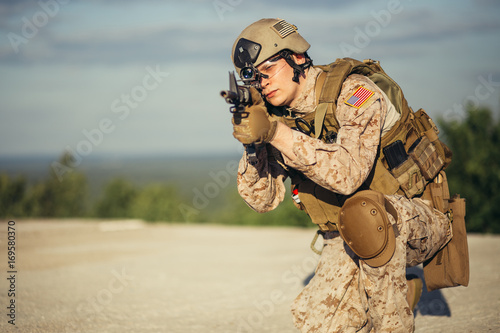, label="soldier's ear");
[292,53,306,65]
